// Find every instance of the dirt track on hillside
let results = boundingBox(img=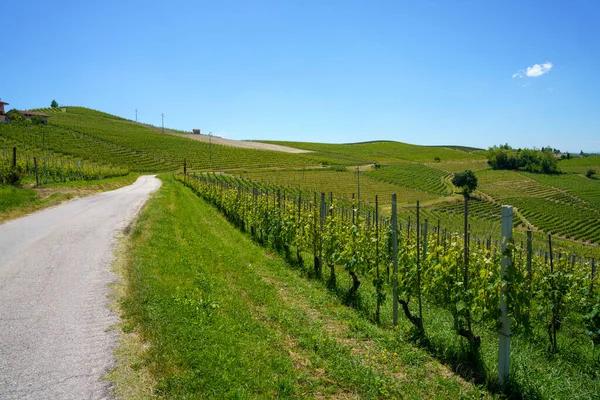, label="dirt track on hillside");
[171,132,311,153]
